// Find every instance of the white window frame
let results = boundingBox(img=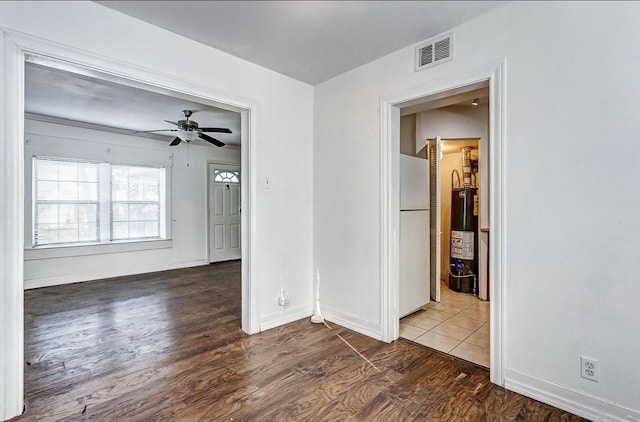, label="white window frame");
[31,156,168,249]
[213,169,240,183]
[32,157,101,246]
[109,163,167,242]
